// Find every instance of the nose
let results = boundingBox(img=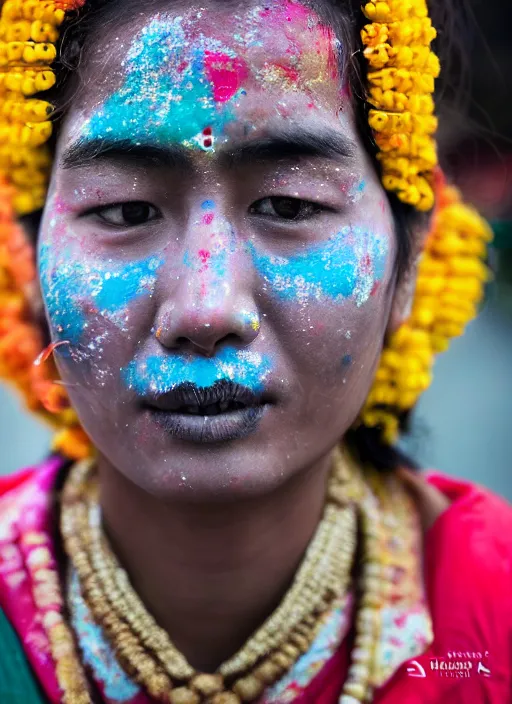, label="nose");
[154,217,260,356]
